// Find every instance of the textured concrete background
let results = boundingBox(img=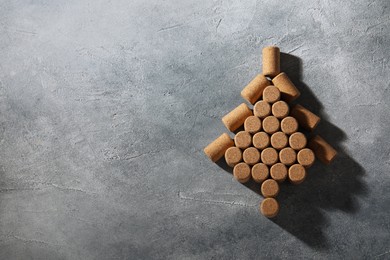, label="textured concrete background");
[0,0,389,259]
